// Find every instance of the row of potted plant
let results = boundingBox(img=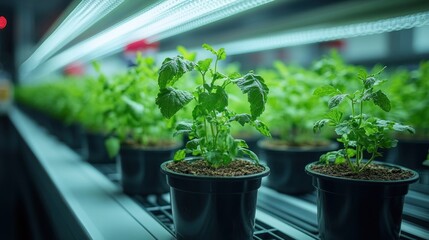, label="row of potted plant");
[15,47,425,239]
